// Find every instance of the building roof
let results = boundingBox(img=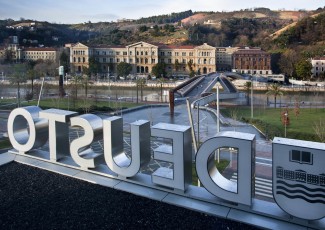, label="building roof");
[158,44,196,49]
[312,56,325,60]
[24,47,57,52]
[234,49,269,55]
[92,45,125,49]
